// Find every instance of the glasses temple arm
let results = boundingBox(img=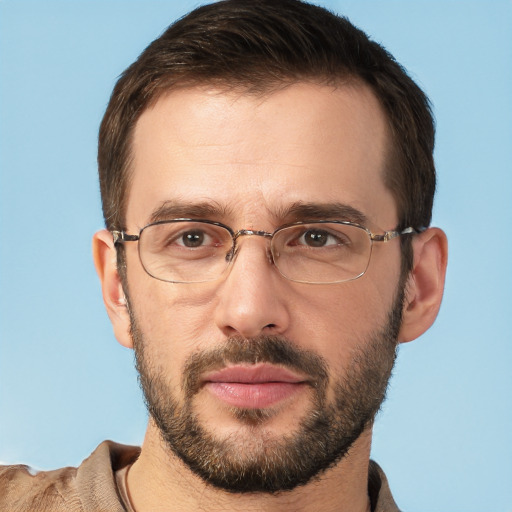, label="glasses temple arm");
[112,231,139,244]
[371,226,426,243]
